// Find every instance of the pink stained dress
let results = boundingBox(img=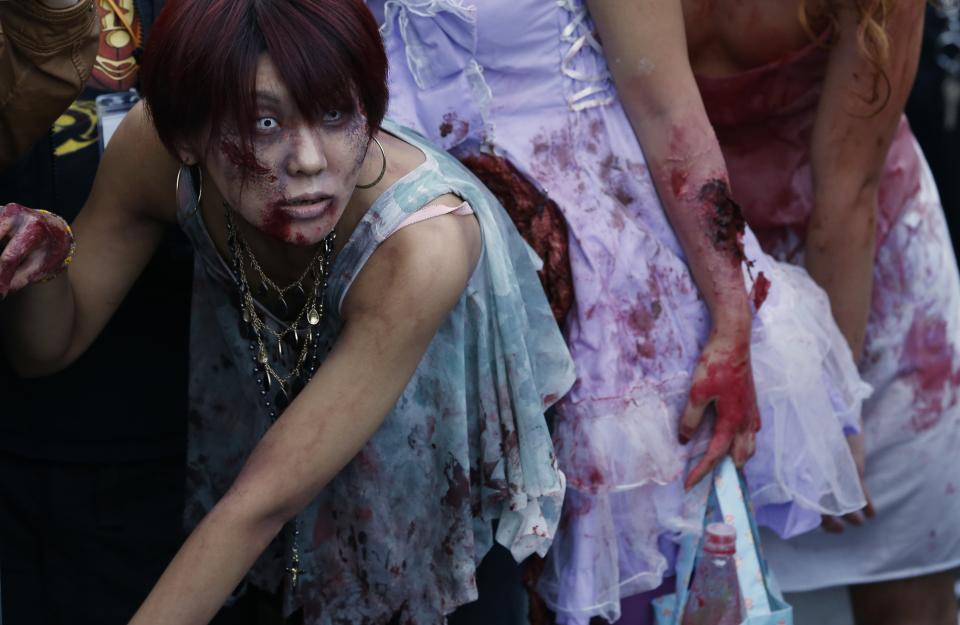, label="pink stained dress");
[375,1,870,621]
[697,42,960,589]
